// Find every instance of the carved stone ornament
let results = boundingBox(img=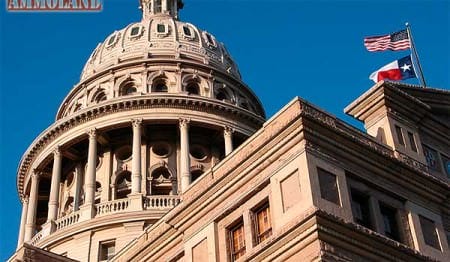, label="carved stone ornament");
[224,126,234,136]
[131,118,143,128]
[179,118,190,128]
[86,128,97,139]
